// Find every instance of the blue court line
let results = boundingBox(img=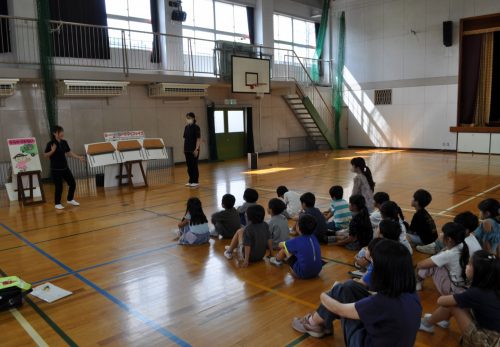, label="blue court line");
[31,242,179,285]
[0,223,191,347]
